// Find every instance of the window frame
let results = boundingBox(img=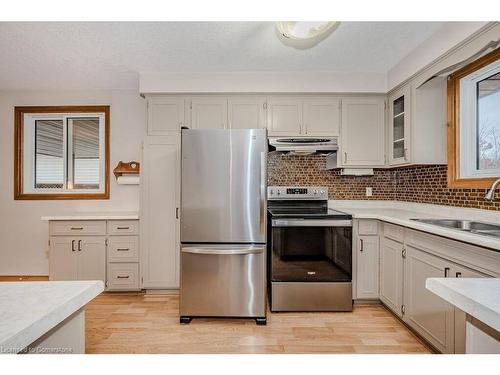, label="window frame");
[447,48,500,188]
[14,106,110,200]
